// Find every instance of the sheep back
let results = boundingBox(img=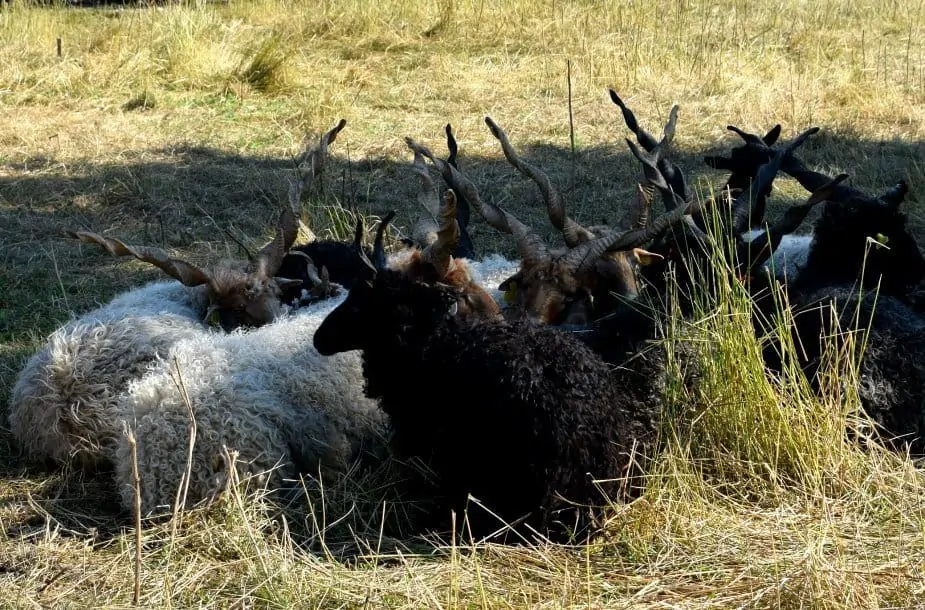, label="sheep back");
[363,313,646,540]
[792,285,925,454]
[113,294,388,515]
[8,281,208,470]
